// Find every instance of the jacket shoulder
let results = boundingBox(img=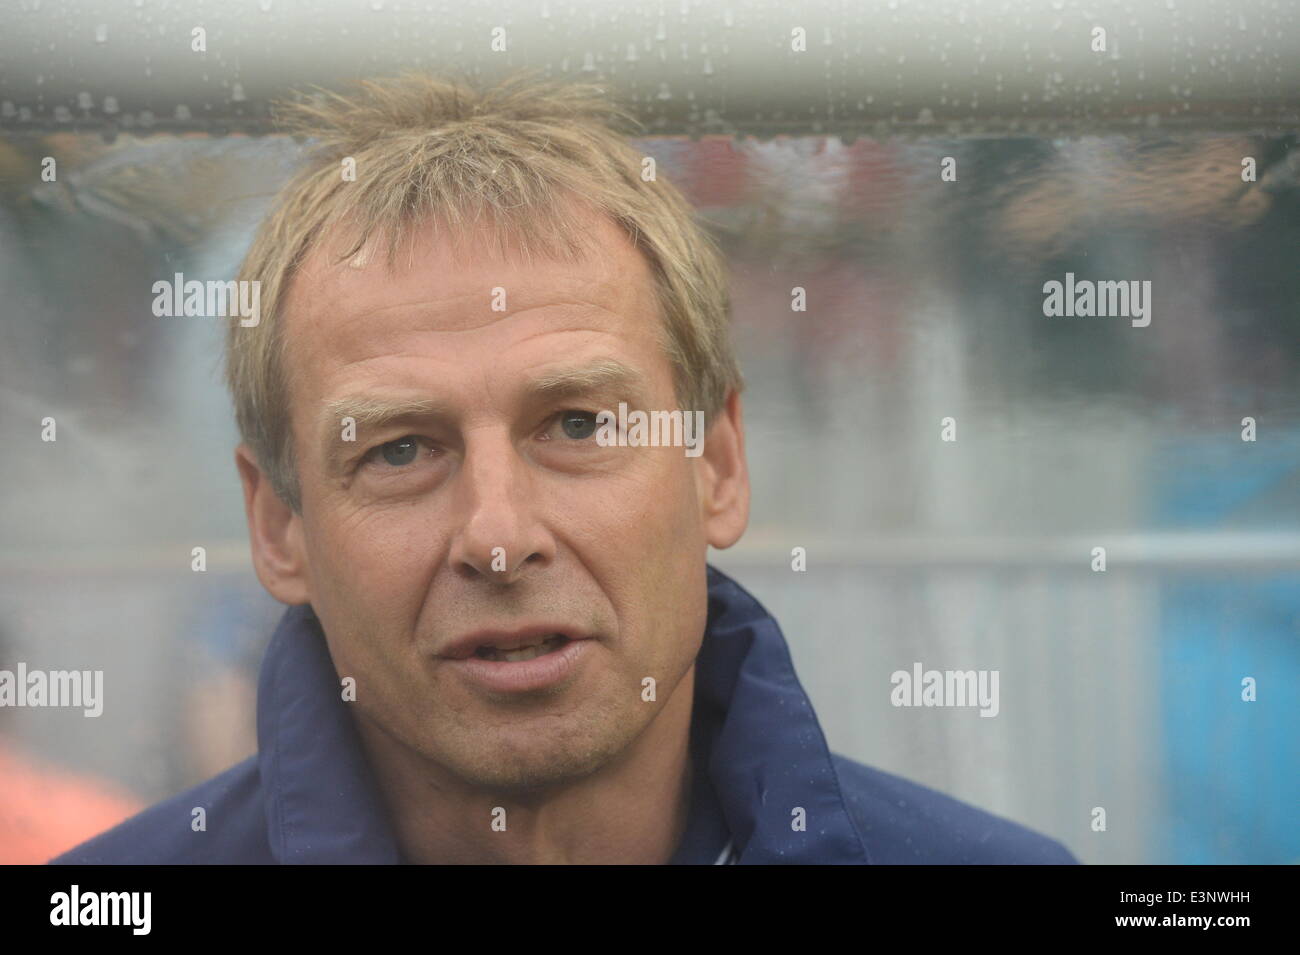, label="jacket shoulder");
[49,756,272,864]
[830,754,1079,864]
